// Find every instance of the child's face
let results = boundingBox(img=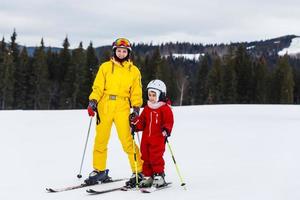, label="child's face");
[148,91,157,103]
[115,47,128,59]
